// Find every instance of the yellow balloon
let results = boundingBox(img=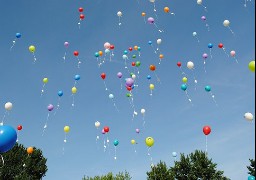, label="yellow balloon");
[249,61,255,72]
[71,87,77,94]
[182,77,188,83]
[29,45,36,53]
[131,139,136,144]
[43,78,48,84]
[149,84,155,90]
[64,126,70,133]
[145,137,154,147]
